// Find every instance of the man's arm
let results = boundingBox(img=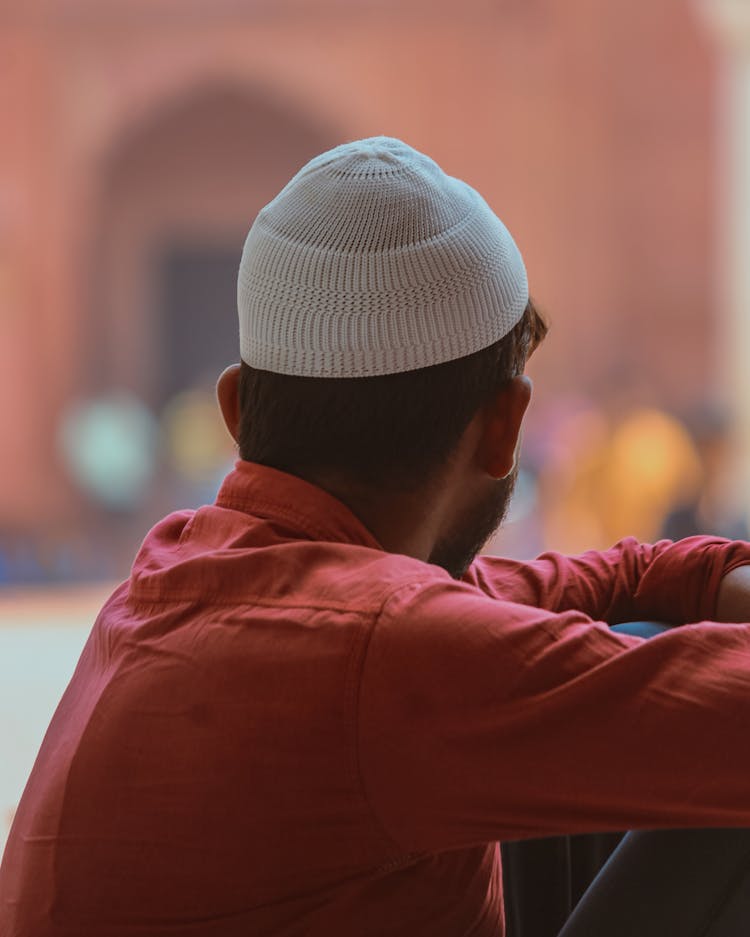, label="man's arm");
[464,536,750,624]
[358,577,750,856]
[716,563,750,621]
